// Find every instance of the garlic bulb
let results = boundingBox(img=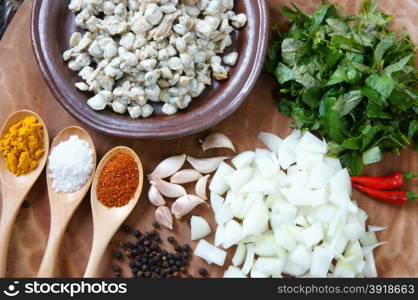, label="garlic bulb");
[170,169,203,184]
[155,206,173,230]
[195,175,210,200]
[201,133,235,152]
[186,156,228,174]
[152,178,186,198]
[149,154,186,179]
[171,195,205,219]
[148,185,166,207]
